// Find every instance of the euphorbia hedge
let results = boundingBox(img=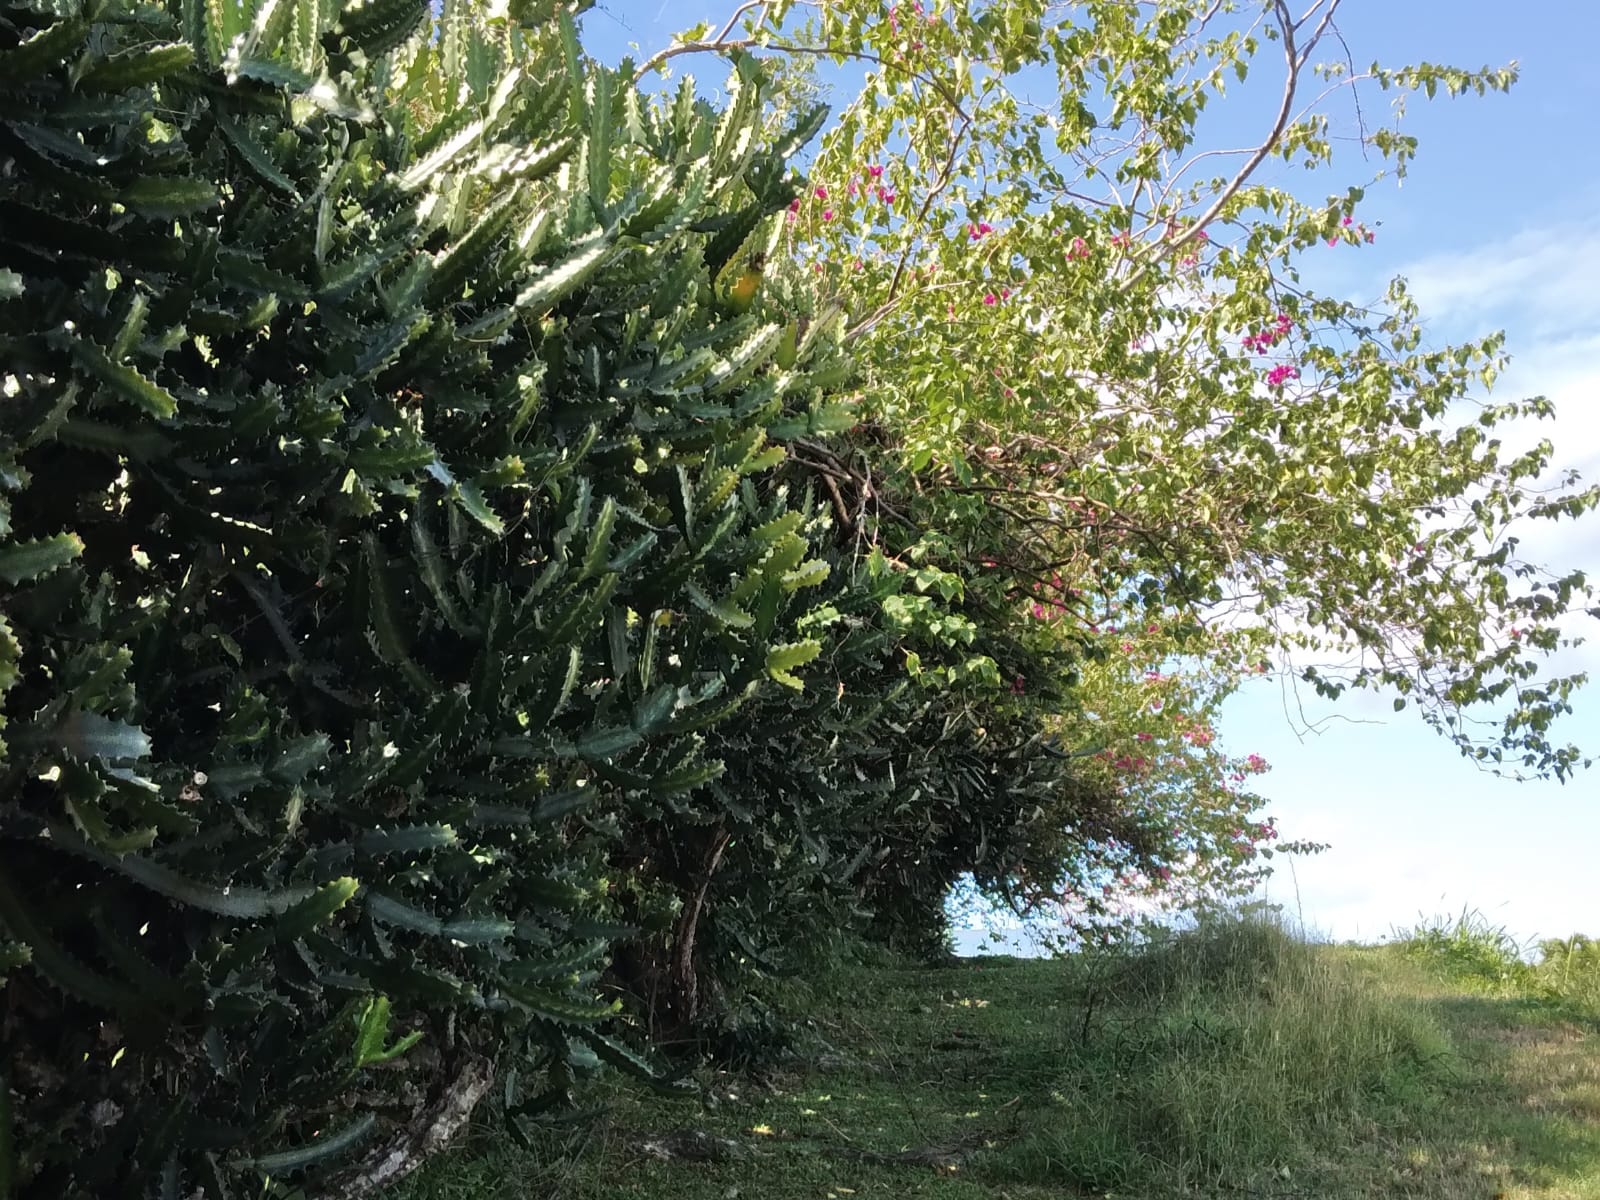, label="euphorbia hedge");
[0,0,851,1191]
